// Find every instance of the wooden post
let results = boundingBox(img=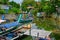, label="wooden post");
[29,24,31,35]
[37,32,39,40]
